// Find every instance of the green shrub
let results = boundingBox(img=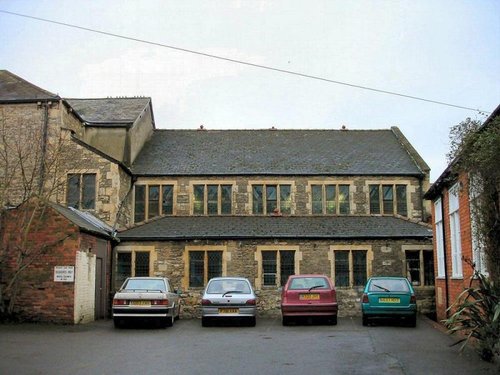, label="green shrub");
[443,269,500,362]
